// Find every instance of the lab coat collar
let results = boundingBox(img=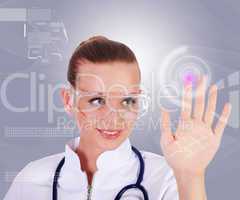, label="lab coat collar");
[59,136,135,192]
[64,136,133,170]
[58,137,87,192]
[96,137,133,170]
